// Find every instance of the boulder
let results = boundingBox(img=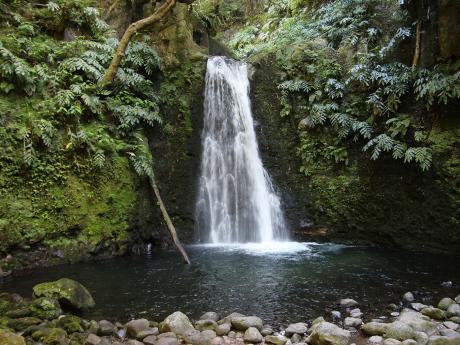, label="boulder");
[421,308,446,320]
[403,293,415,303]
[243,327,262,343]
[383,339,402,345]
[344,317,362,328]
[195,320,218,331]
[428,335,460,345]
[200,312,220,322]
[0,329,26,345]
[201,330,217,339]
[29,297,62,320]
[219,312,246,324]
[368,336,384,345]
[285,323,308,336]
[309,321,351,345]
[439,299,456,311]
[340,299,359,308]
[411,303,428,312]
[182,329,210,345]
[231,316,263,331]
[154,337,179,345]
[398,309,437,335]
[32,278,95,311]
[98,320,116,336]
[137,328,159,340]
[361,322,389,336]
[160,312,194,336]
[291,333,302,343]
[447,304,460,318]
[86,334,102,345]
[266,335,288,345]
[126,319,150,339]
[261,326,273,336]
[384,321,416,341]
[144,335,158,345]
[216,323,231,336]
[414,331,429,345]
